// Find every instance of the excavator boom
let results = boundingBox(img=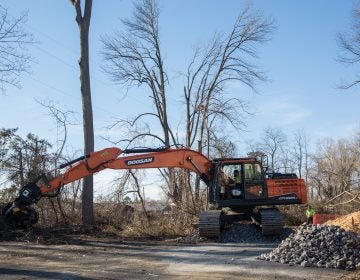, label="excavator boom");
[39,147,212,195]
